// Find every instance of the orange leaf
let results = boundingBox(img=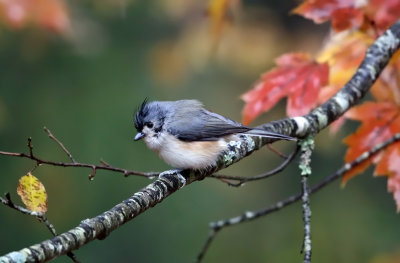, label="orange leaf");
[331,7,364,32]
[343,102,400,184]
[374,145,400,211]
[317,31,372,87]
[388,170,400,212]
[292,0,339,24]
[371,61,400,104]
[241,52,329,125]
[17,172,48,213]
[364,0,400,33]
[374,144,400,177]
[342,123,379,182]
[292,0,364,32]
